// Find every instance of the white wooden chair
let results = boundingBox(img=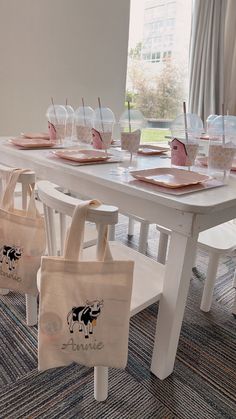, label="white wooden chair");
[37,180,165,402]
[156,222,236,315]
[0,164,38,326]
